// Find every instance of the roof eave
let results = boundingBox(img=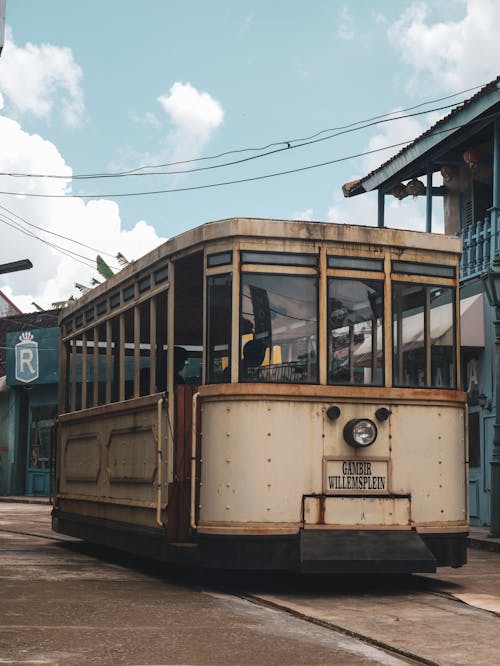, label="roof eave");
[343,81,500,197]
